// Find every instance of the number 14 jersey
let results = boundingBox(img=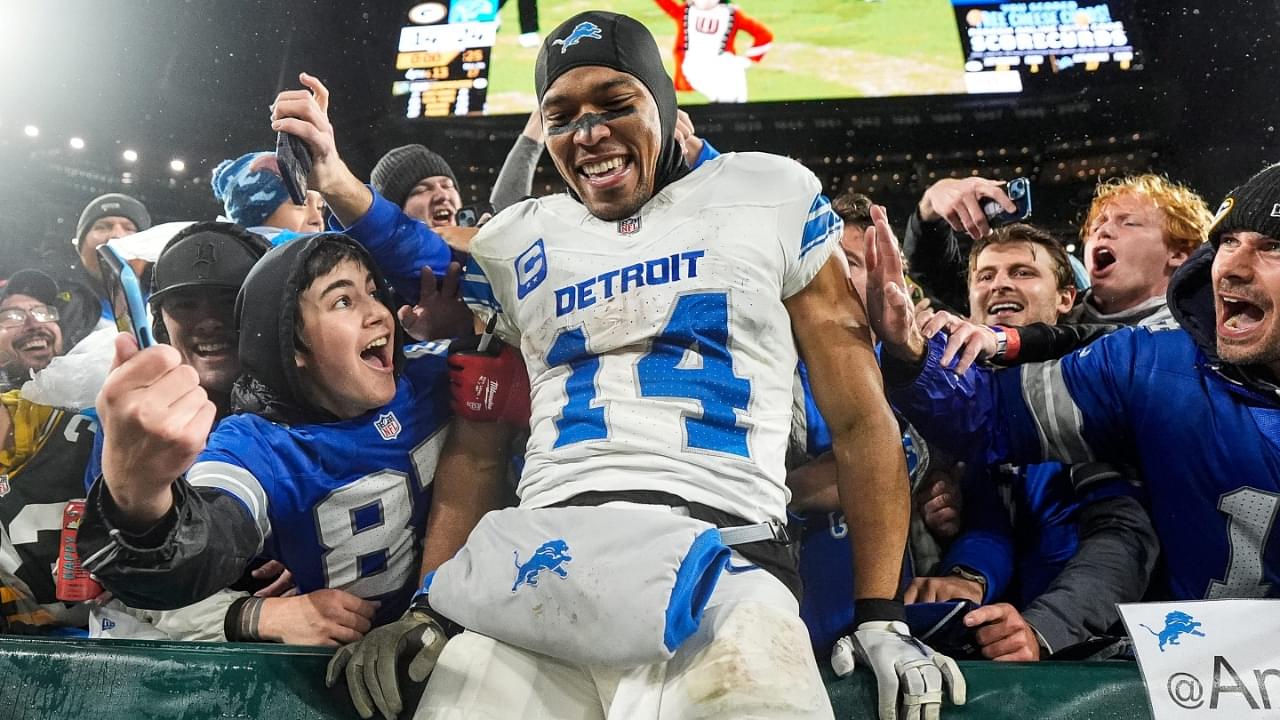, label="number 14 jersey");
[463,153,842,523]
